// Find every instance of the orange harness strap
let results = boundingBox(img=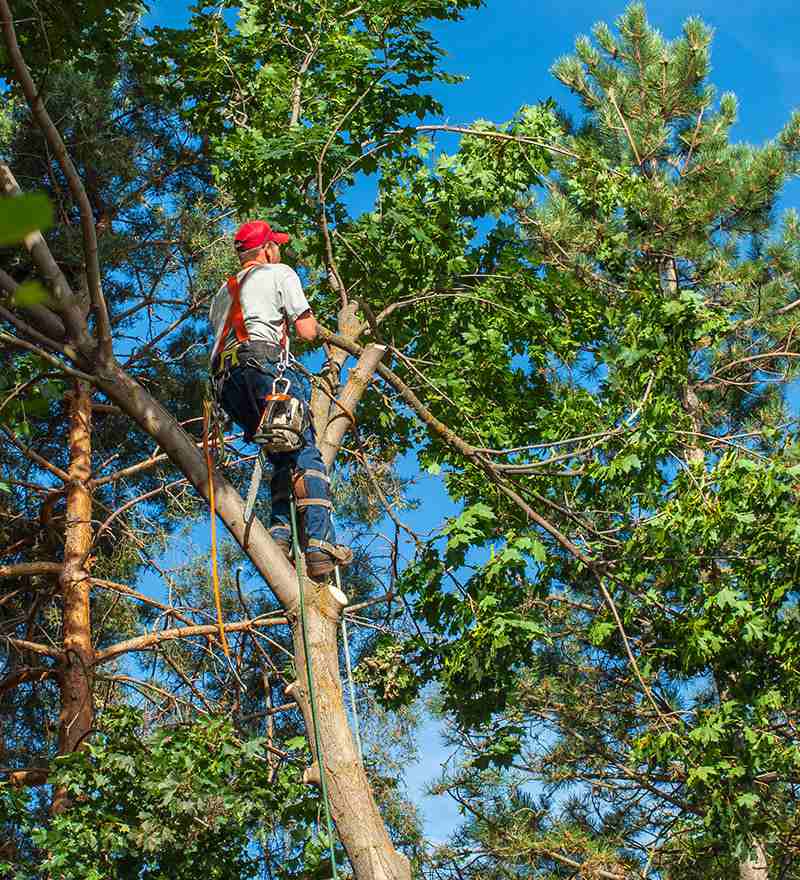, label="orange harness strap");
[212,263,260,362]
